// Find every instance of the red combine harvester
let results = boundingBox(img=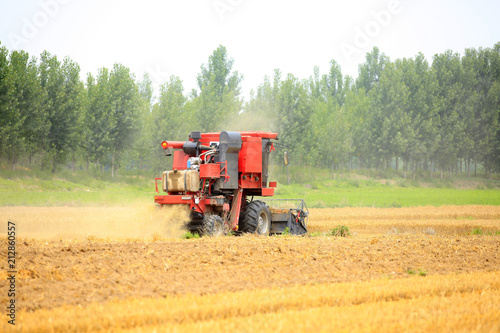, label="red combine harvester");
[154,131,308,236]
